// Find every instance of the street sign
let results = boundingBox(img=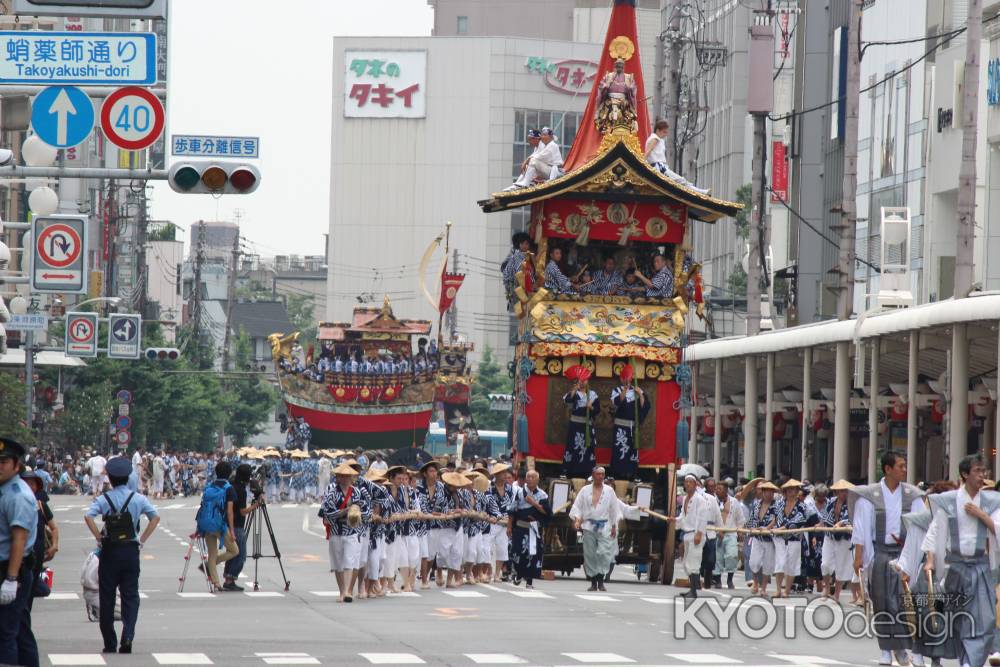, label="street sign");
[31,85,94,148]
[117,389,132,403]
[31,215,88,293]
[115,430,131,446]
[13,0,168,19]
[108,313,141,359]
[3,313,48,331]
[101,86,164,150]
[171,135,259,159]
[65,311,98,357]
[116,415,131,430]
[0,32,157,85]
[118,404,130,417]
